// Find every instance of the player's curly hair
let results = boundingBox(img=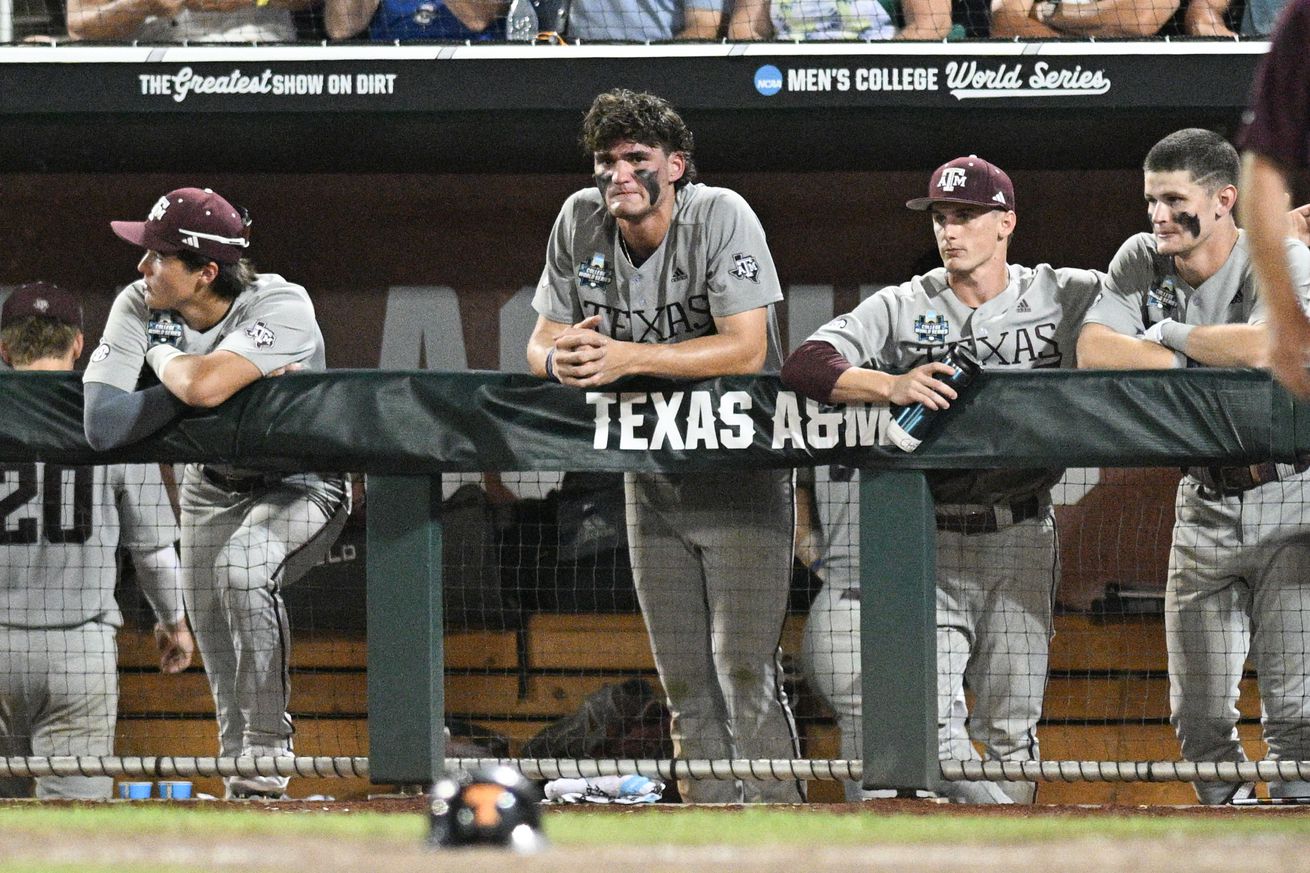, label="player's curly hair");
[1144,128,1239,194]
[580,88,698,188]
[175,250,259,302]
[0,318,80,366]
